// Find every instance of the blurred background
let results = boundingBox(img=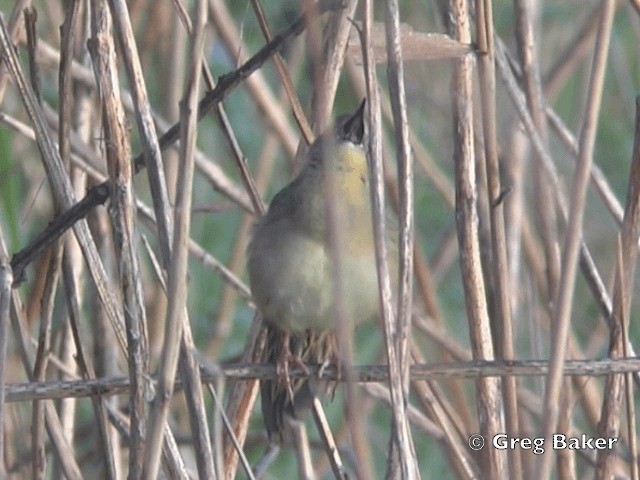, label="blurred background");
[0,0,639,478]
